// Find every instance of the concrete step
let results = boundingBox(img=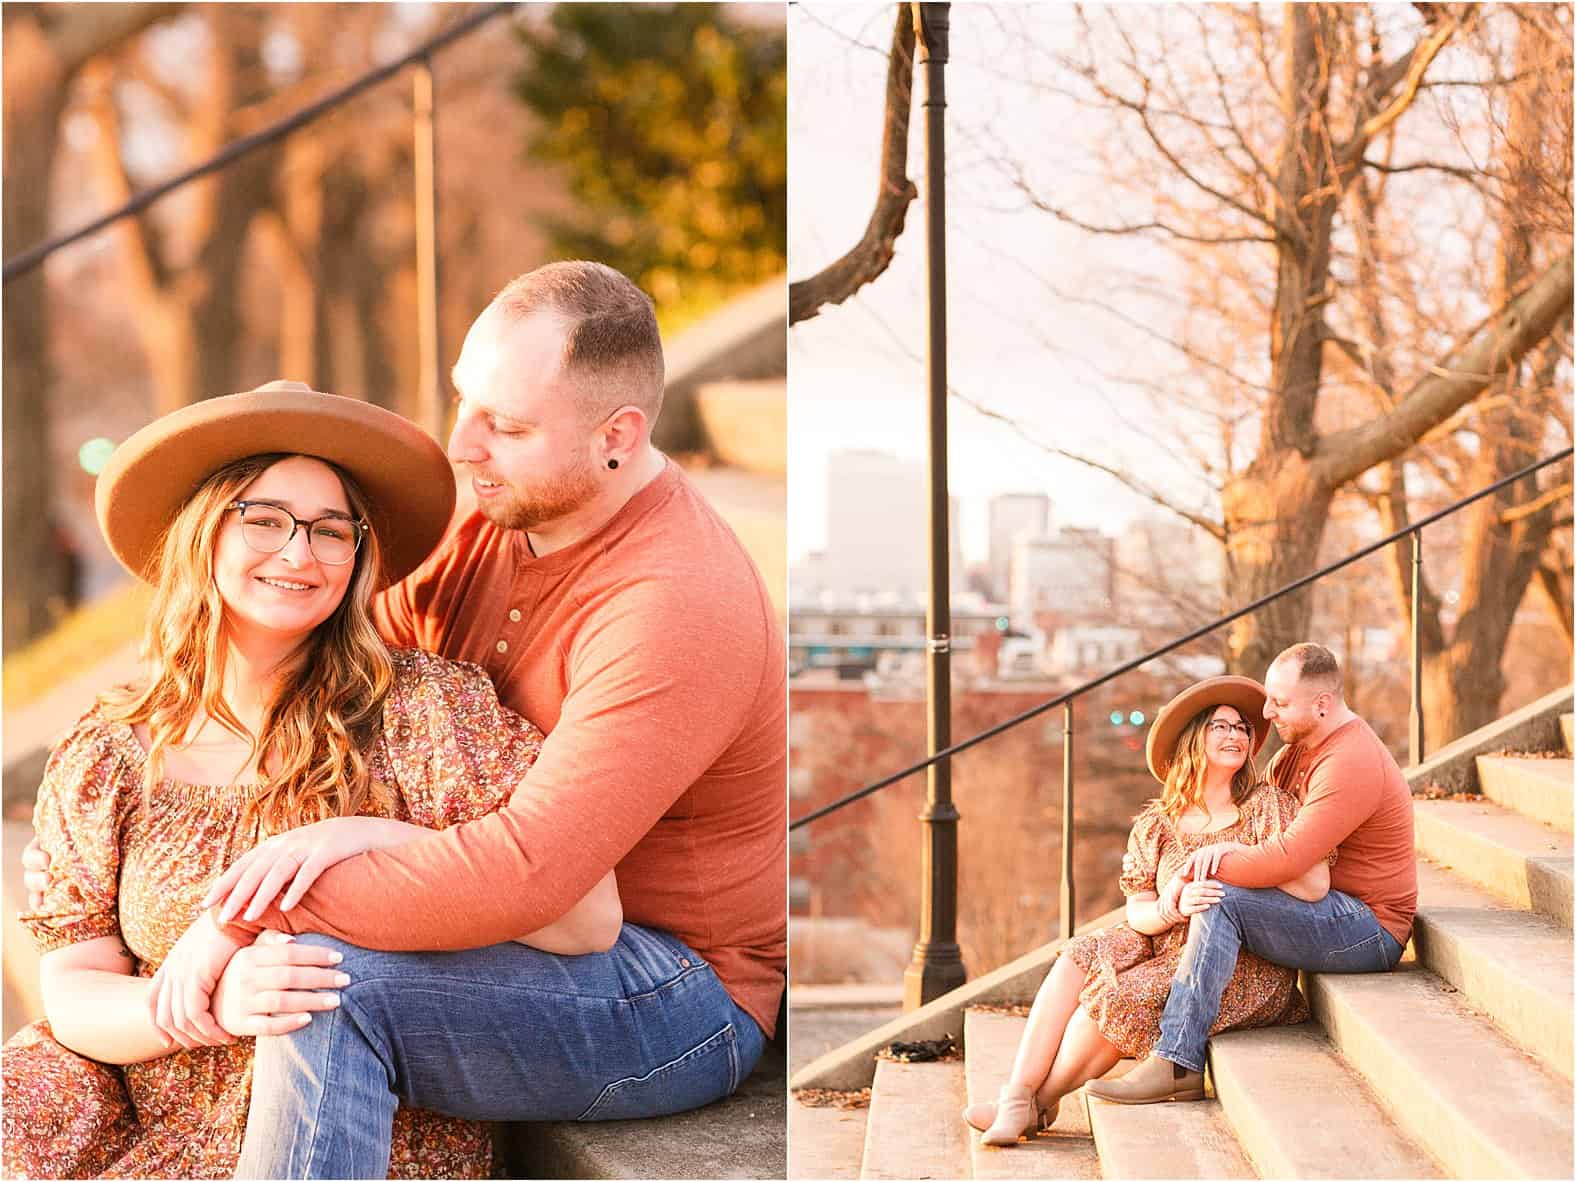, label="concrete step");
[1084,1091,1254,1179]
[1308,963,1573,1178]
[1476,755,1573,833]
[962,1010,1098,1180]
[1562,713,1573,756]
[1209,1023,1442,1178]
[789,1096,867,1181]
[860,1057,971,1180]
[1413,797,1574,928]
[694,379,786,478]
[499,1039,786,1179]
[1411,859,1573,1081]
